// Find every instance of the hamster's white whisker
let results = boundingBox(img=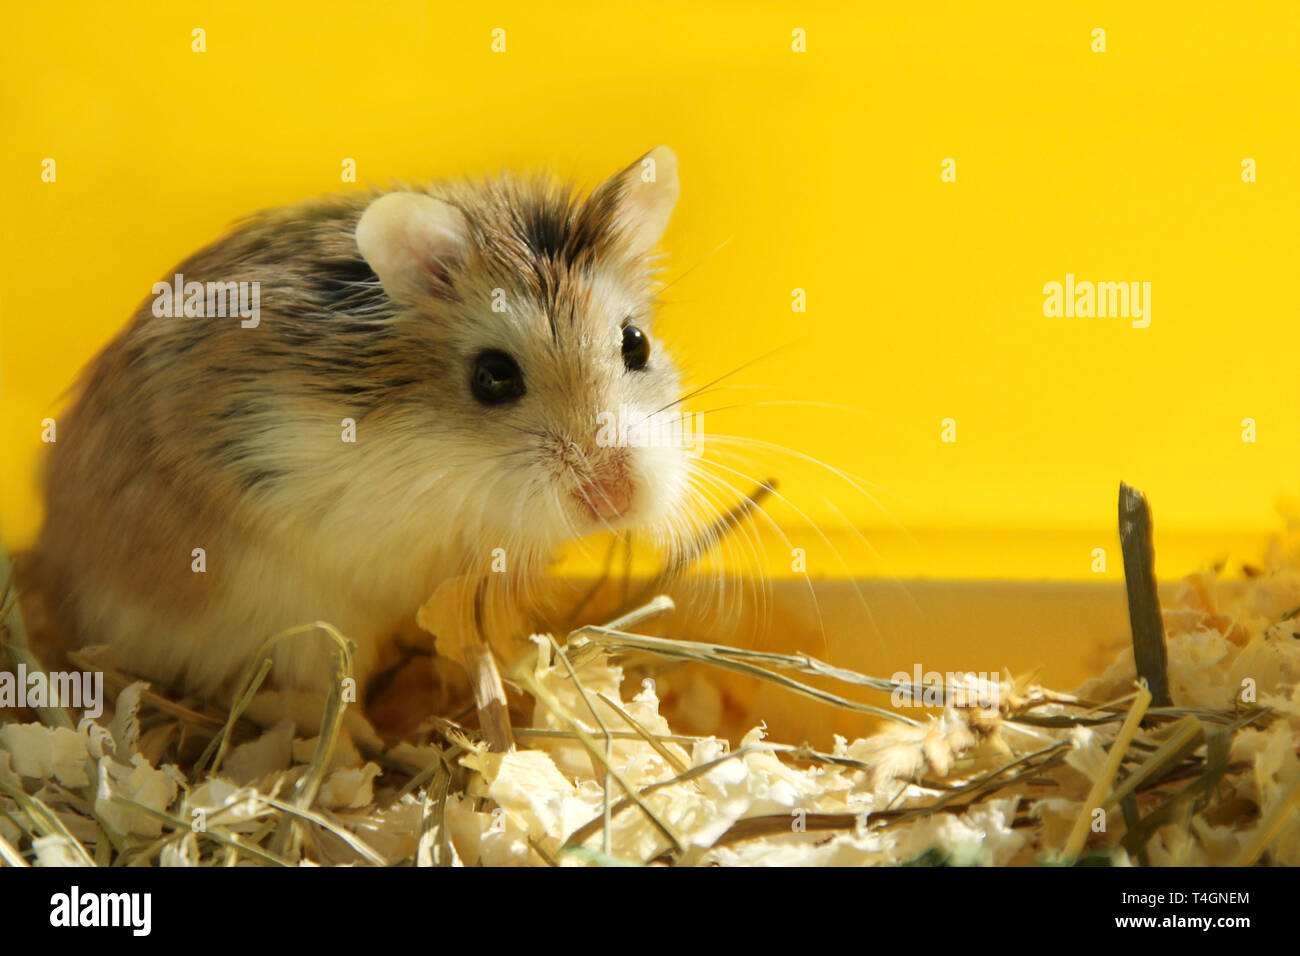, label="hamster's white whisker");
[691,459,864,660]
[681,471,770,629]
[694,432,915,531]
[649,343,797,418]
